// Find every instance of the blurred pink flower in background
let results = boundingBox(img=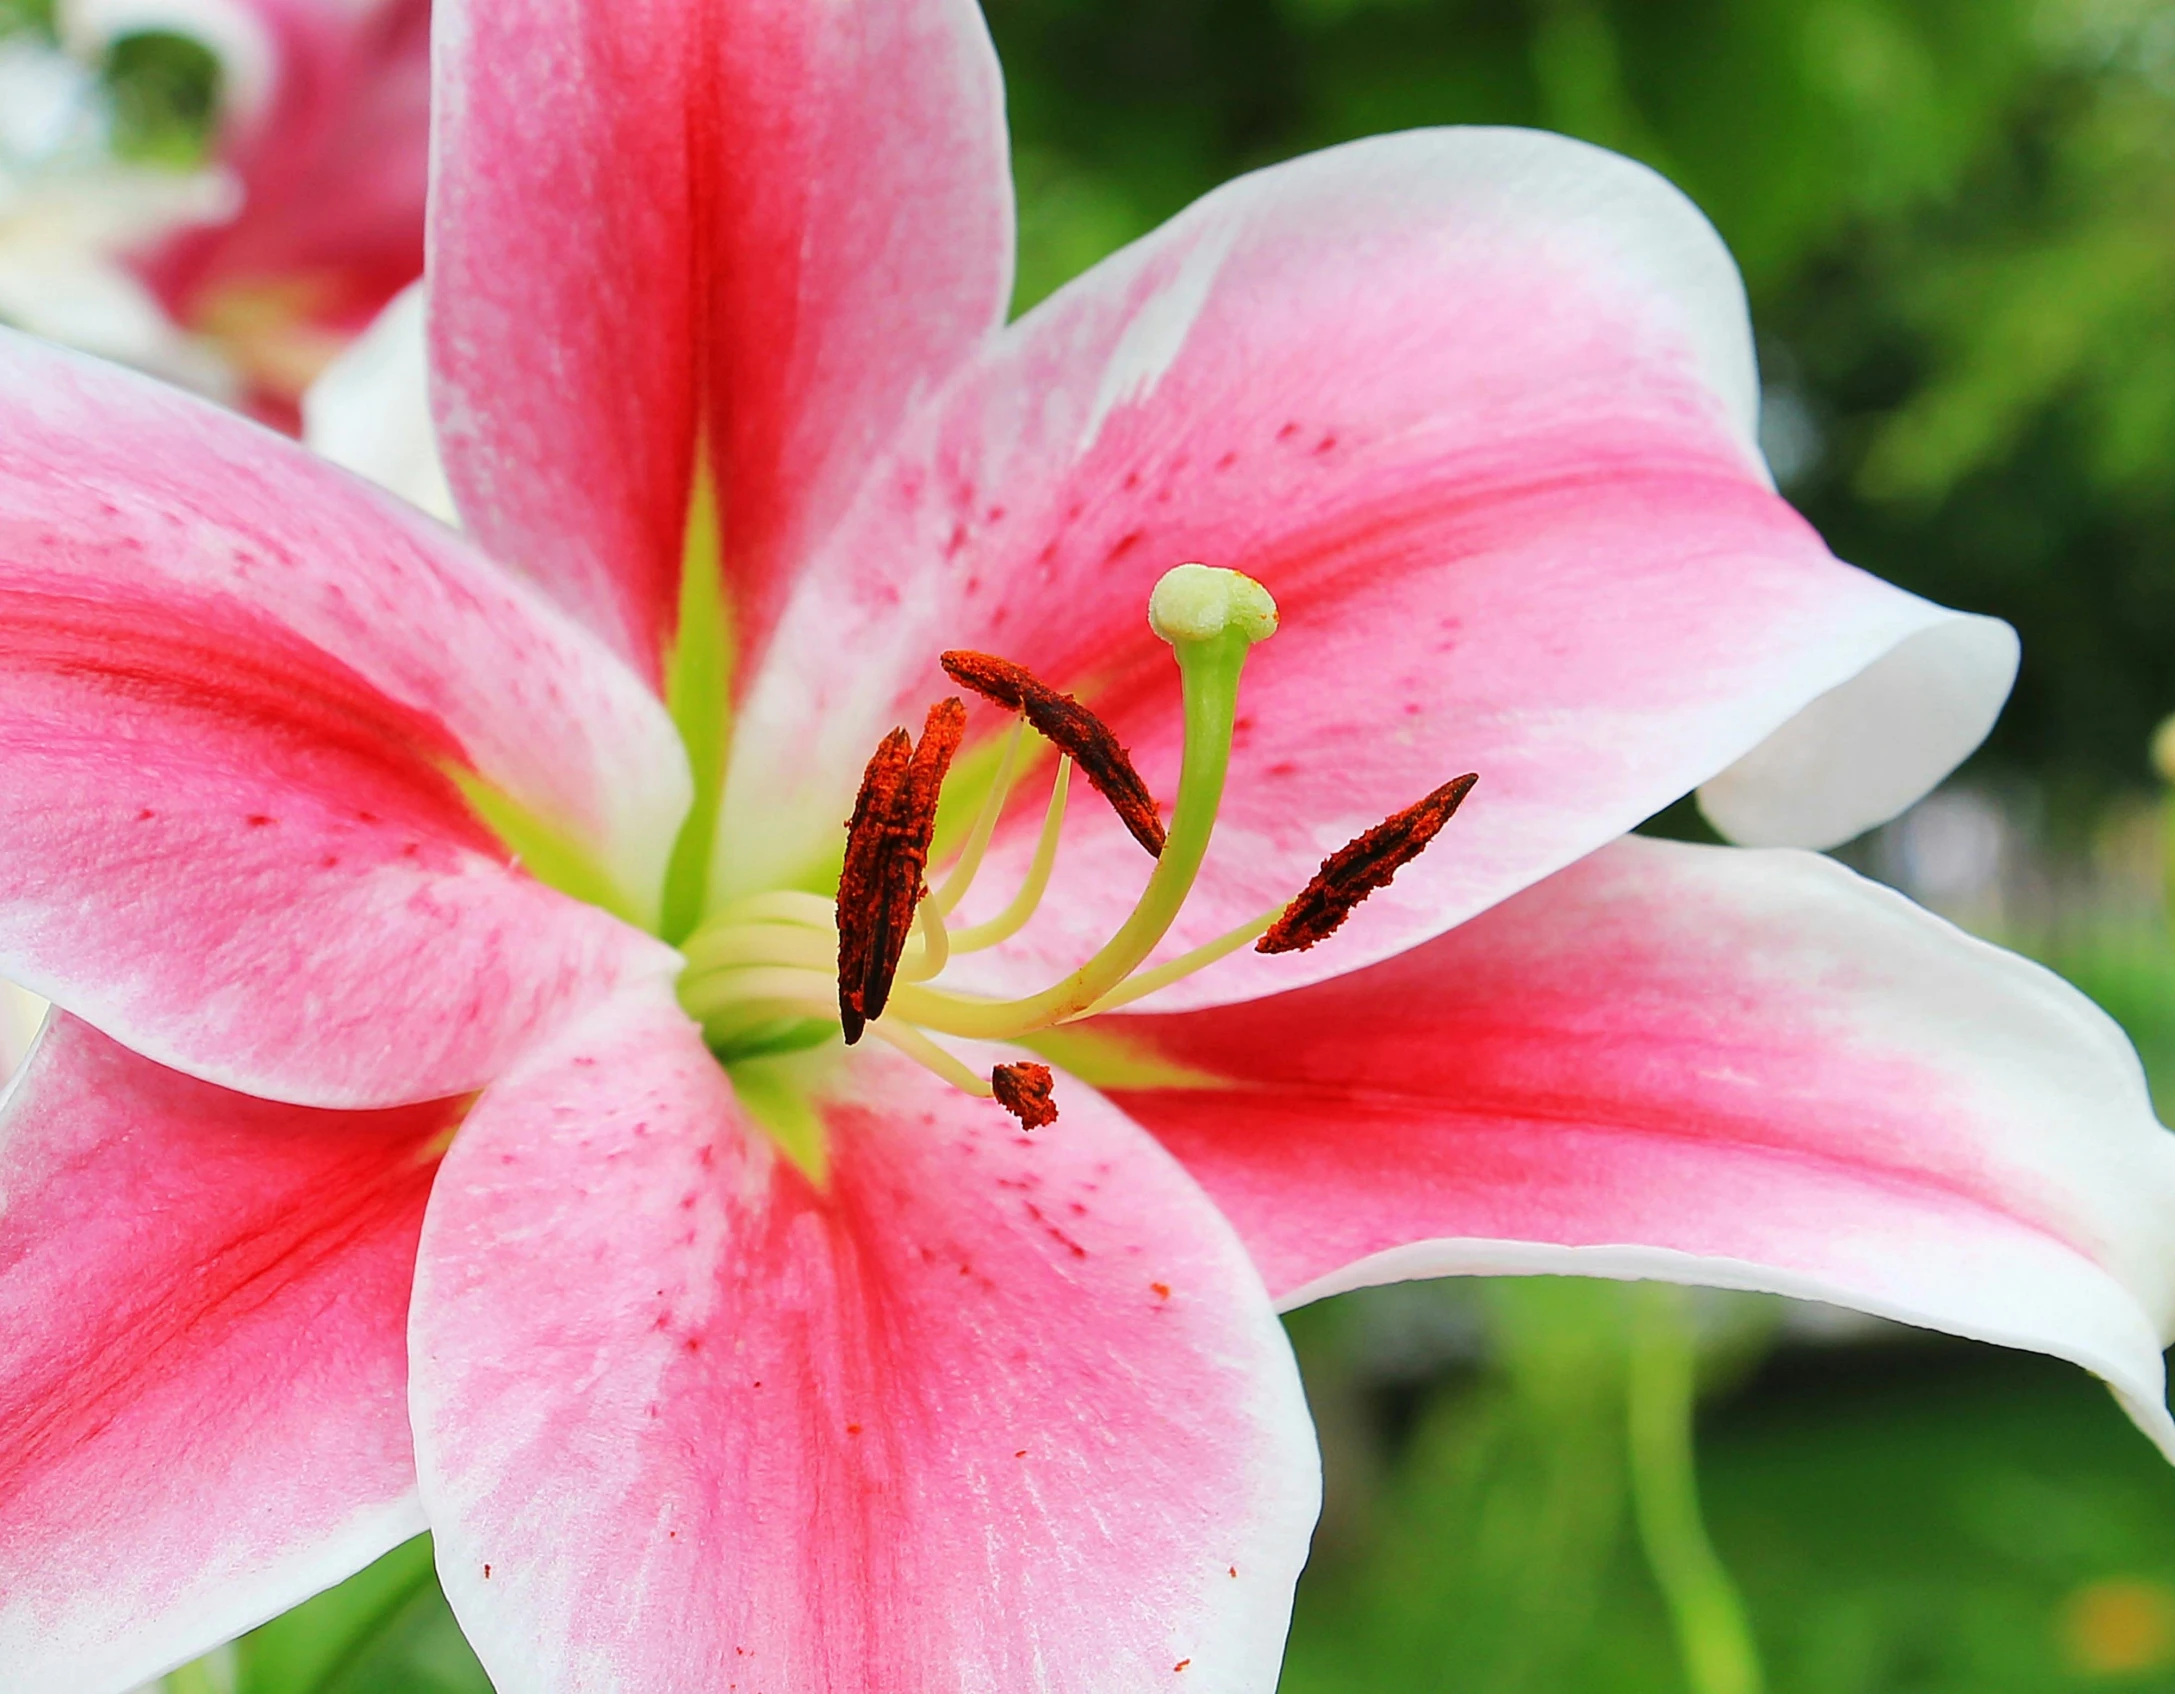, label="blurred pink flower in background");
[0,0,2173,1691]
[0,0,427,425]
[117,0,429,424]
